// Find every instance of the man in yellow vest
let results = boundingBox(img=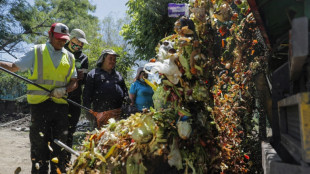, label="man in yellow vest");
[0,23,77,174]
